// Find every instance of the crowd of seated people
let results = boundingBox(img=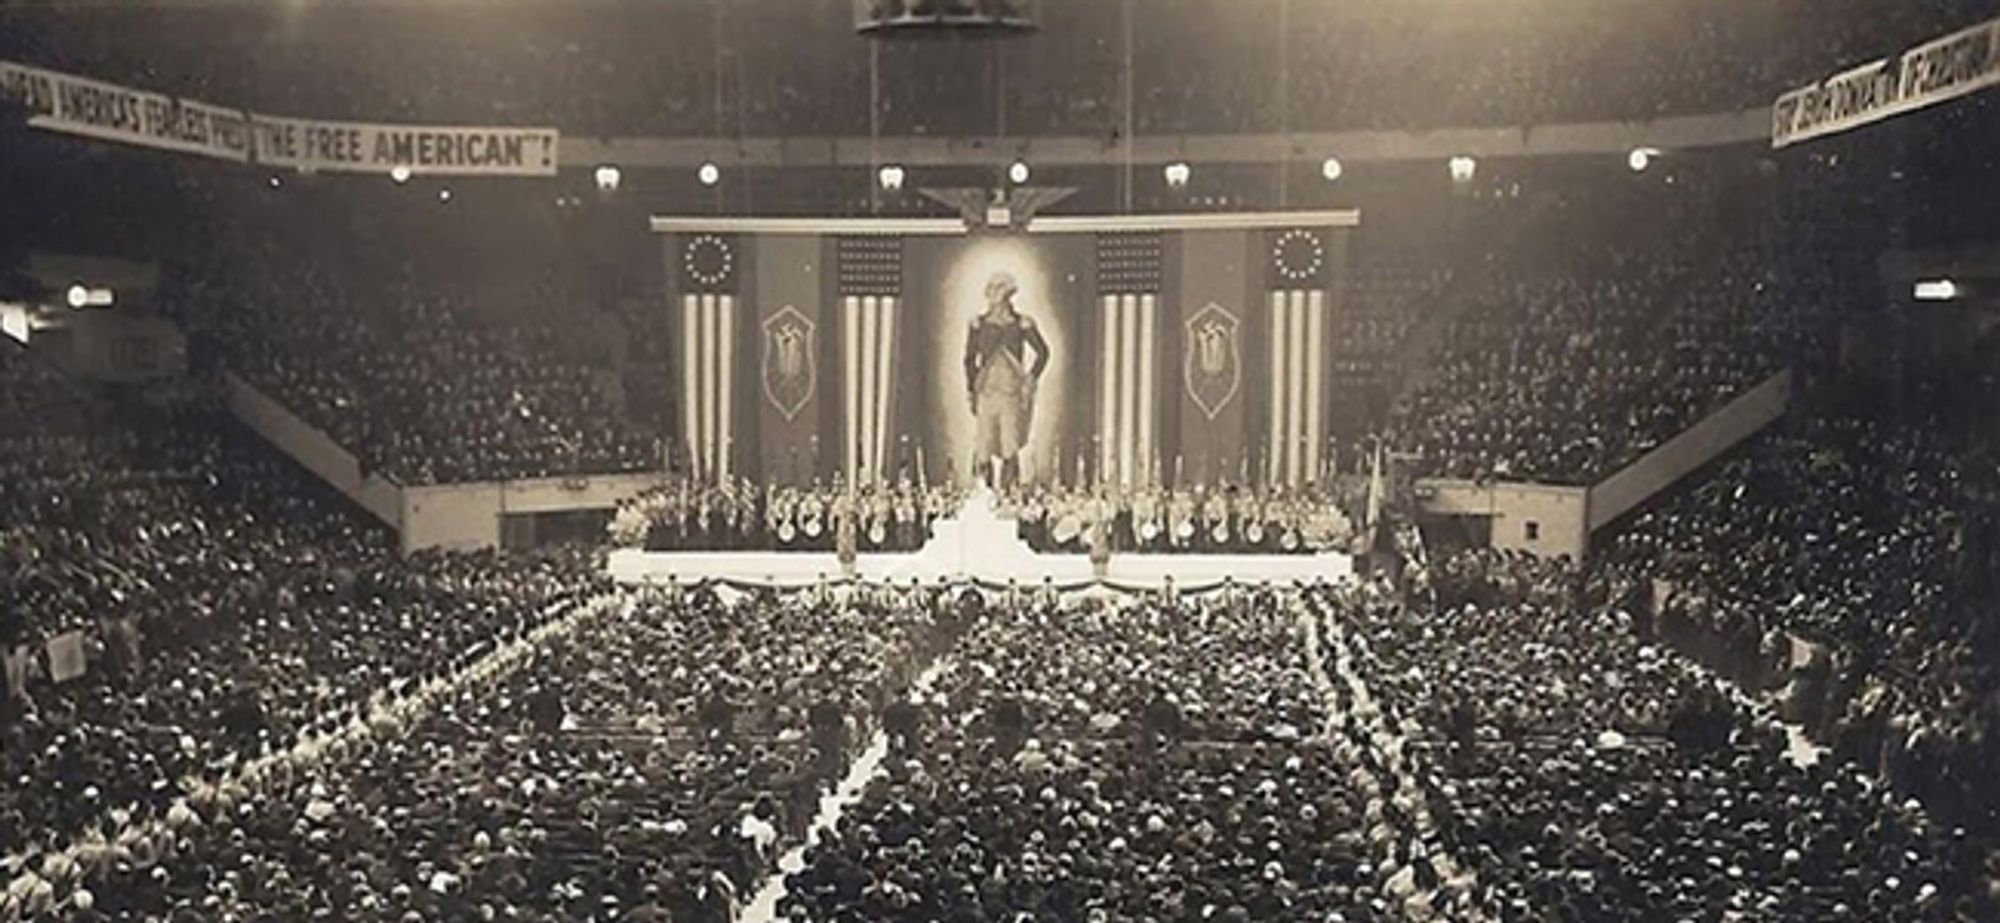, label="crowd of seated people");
[1388,193,1814,485]
[1595,415,2000,836]
[2,0,1990,139]
[9,328,1998,921]
[781,585,1468,921]
[159,244,661,485]
[1328,254,1452,429]
[25,580,948,922]
[1316,550,2000,921]
[0,345,122,513]
[0,372,610,888]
